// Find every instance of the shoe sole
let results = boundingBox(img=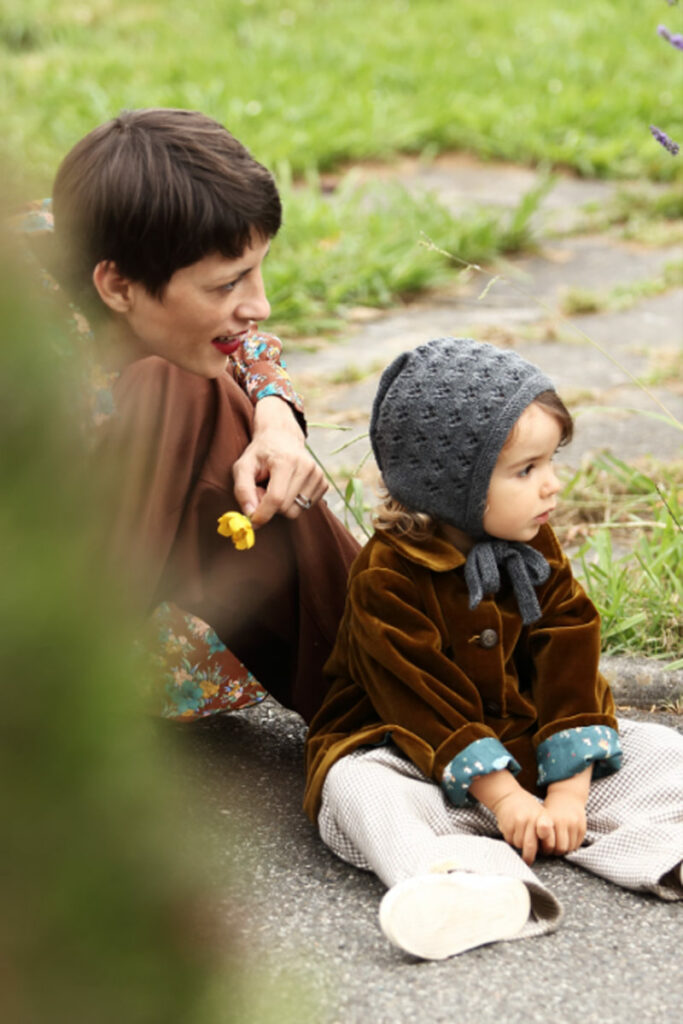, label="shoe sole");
[379,872,531,960]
